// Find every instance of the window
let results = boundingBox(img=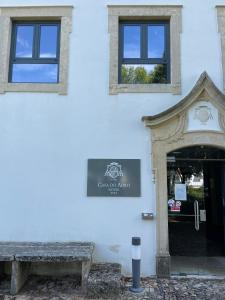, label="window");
[0,6,73,94]
[217,6,225,93]
[9,22,60,83]
[119,21,170,84]
[108,5,182,94]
